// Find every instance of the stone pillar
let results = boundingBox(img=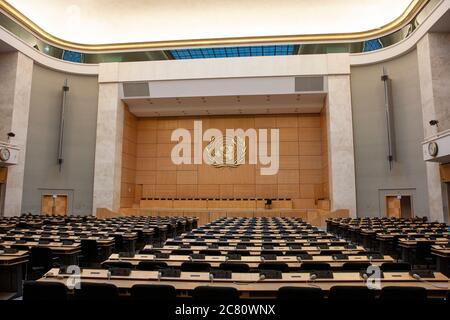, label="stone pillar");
[92,83,124,215]
[417,33,449,222]
[326,75,357,217]
[0,52,33,216]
